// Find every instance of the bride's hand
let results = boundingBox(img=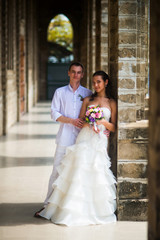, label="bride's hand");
[96,119,106,126]
[93,119,105,133]
[92,125,100,133]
